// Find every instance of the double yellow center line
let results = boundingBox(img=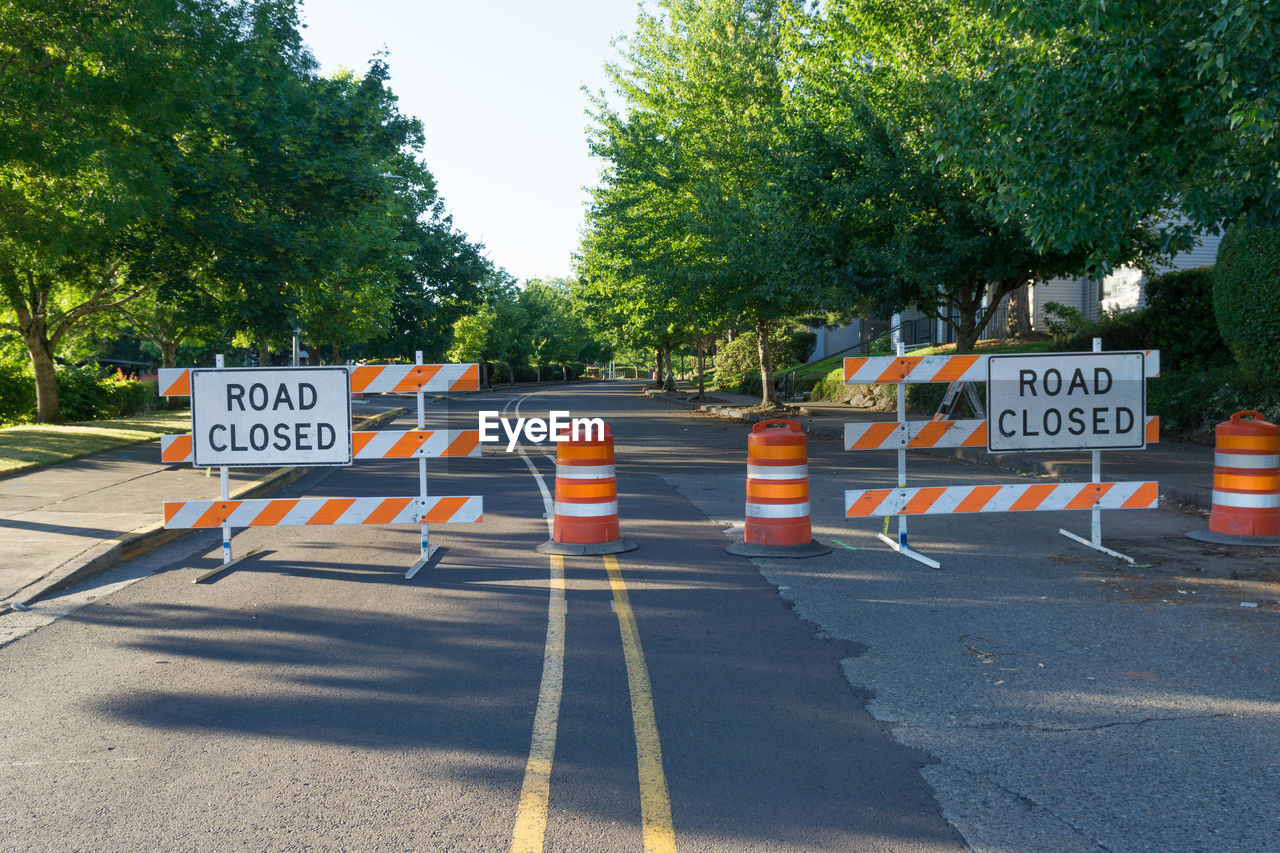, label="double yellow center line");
[510,554,676,853]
